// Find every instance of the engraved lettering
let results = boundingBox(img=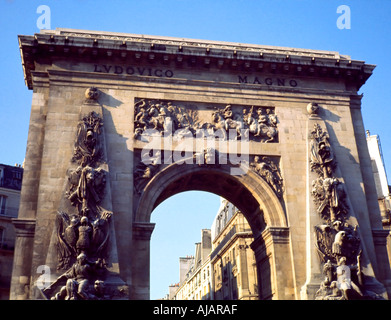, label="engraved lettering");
[253,77,261,84]
[103,65,112,73]
[93,64,174,78]
[94,64,102,72]
[137,67,146,75]
[265,78,273,85]
[237,75,299,87]
[238,75,248,83]
[165,70,174,78]
[114,66,123,74]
